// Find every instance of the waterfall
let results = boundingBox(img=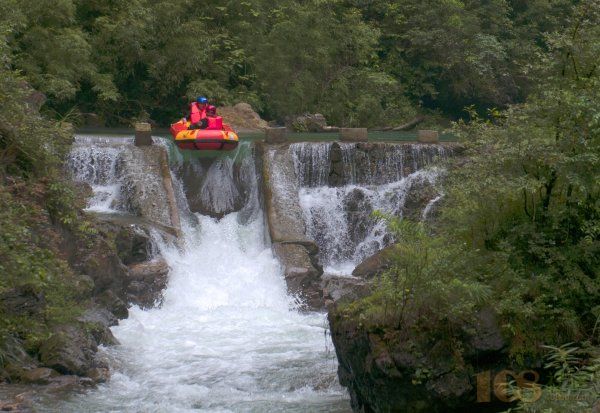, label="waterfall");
[67,136,130,213]
[37,136,349,412]
[291,142,448,274]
